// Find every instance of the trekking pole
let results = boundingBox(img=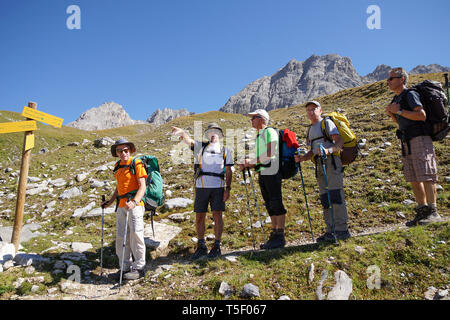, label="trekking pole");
[444,73,449,108]
[246,167,267,245]
[319,144,338,244]
[295,148,315,242]
[242,169,256,252]
[100,195,105,276]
